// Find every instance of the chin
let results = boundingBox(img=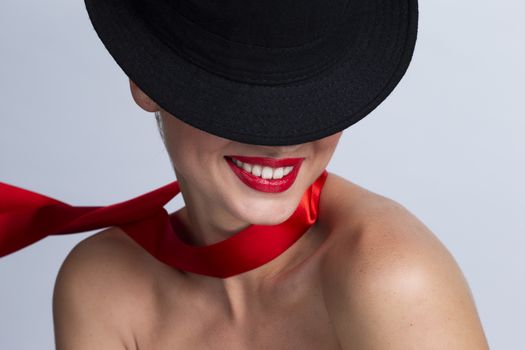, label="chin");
[236,201,297,226]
